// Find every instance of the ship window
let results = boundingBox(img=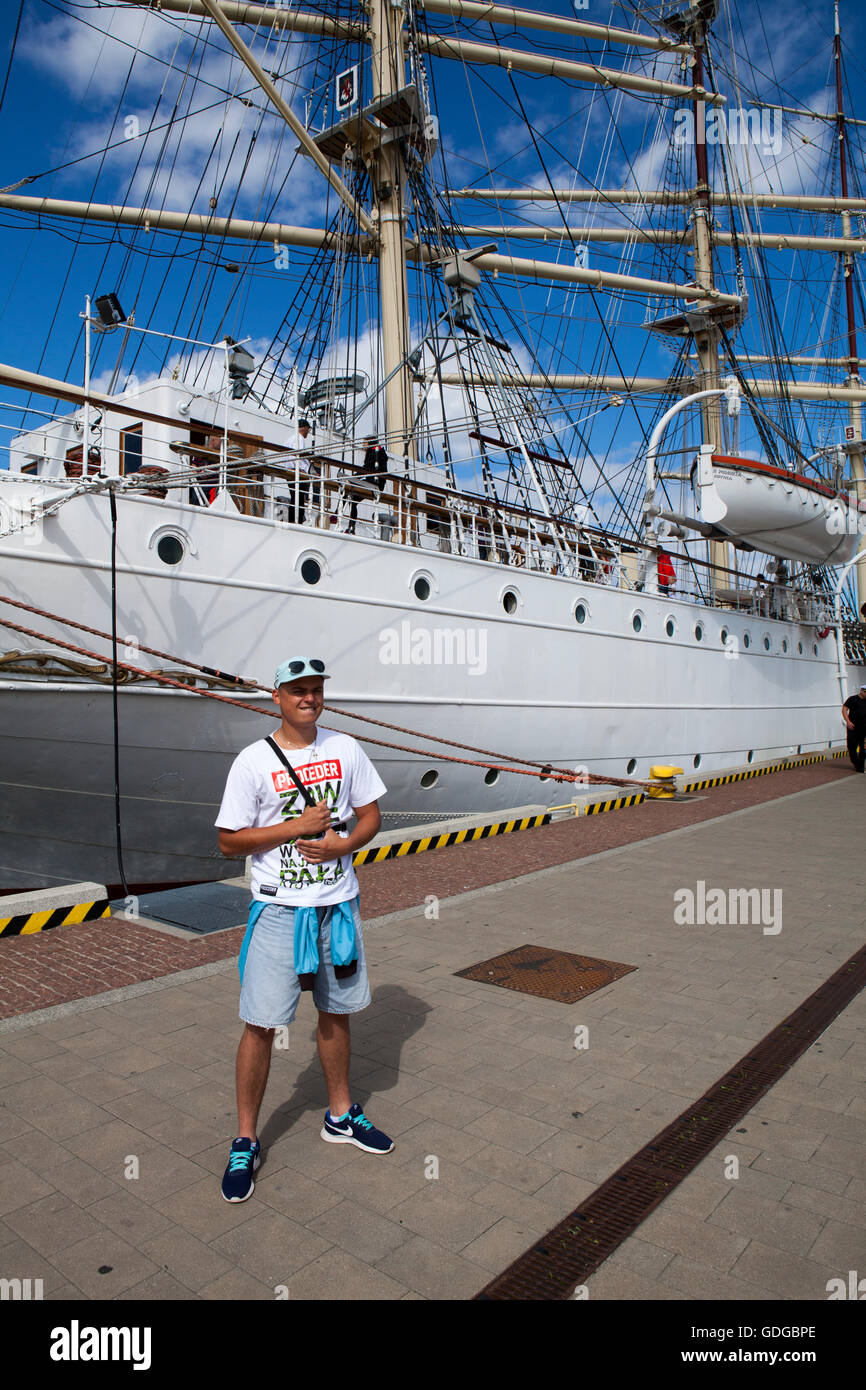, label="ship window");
[539,765,553,782]
[720,628,729,646]
[743,633,751,649]
[798,642,803,654]
[763,636,771,652]
[301,557,322,585]
[575,603,587,624]
[414,576,431,601]
[747,750,754,763]
[693,754,701,769]
[420,769,438,788]
[813,643,819,656]
[120,424,143,475]
[502,589,518,615]
[694,623,704,642]
[782,639,788,653]
[627,758,637,774]
[632,613,643,633]
[484,768,499,786]
[665,618,675,638]
[157,535,184,565]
